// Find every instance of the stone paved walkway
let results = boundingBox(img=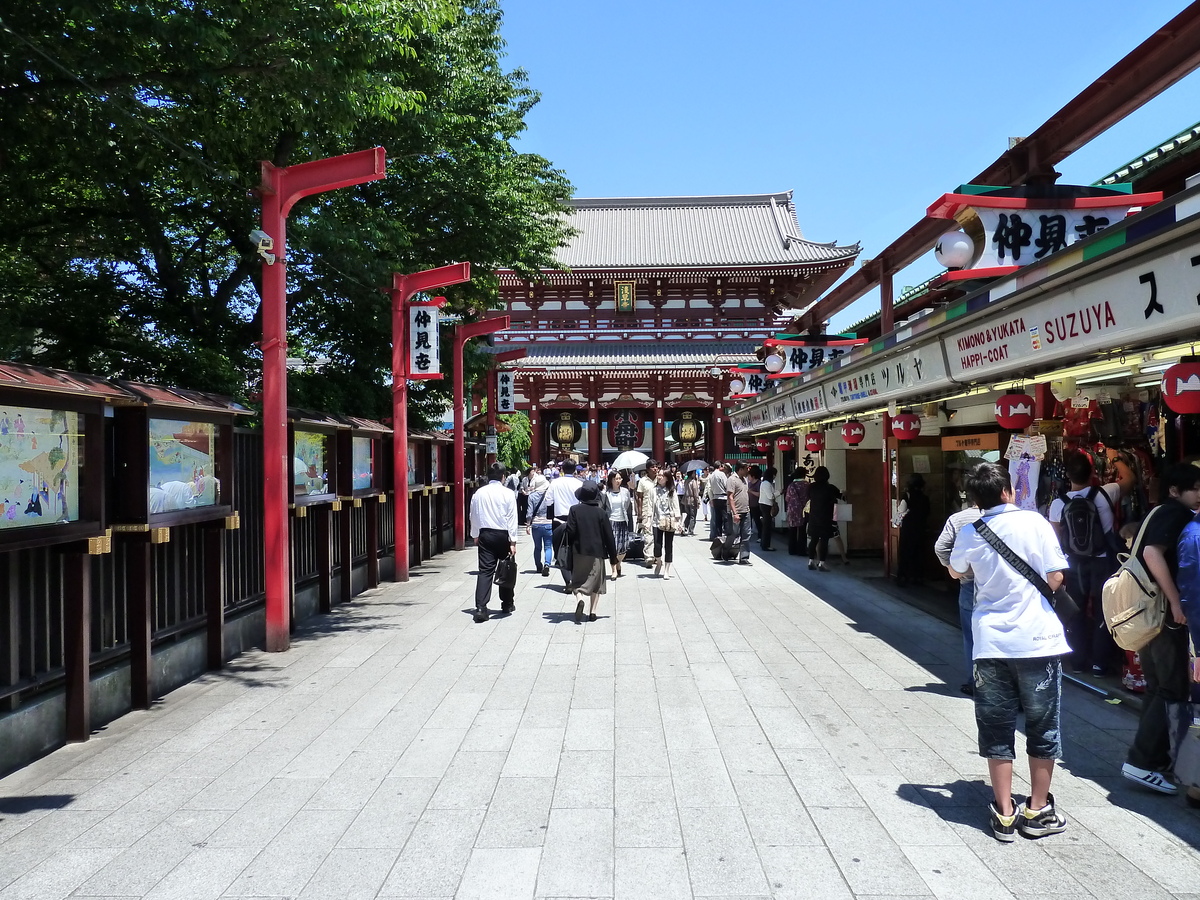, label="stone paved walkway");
[2,531,1199,899]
